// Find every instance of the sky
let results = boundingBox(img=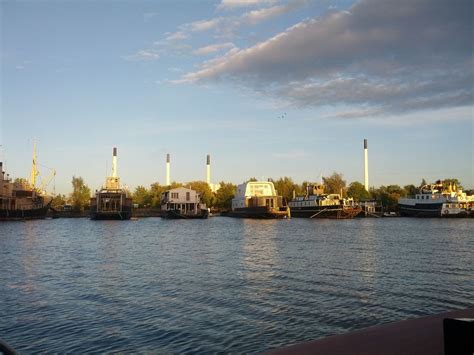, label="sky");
[1,0,473,194]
